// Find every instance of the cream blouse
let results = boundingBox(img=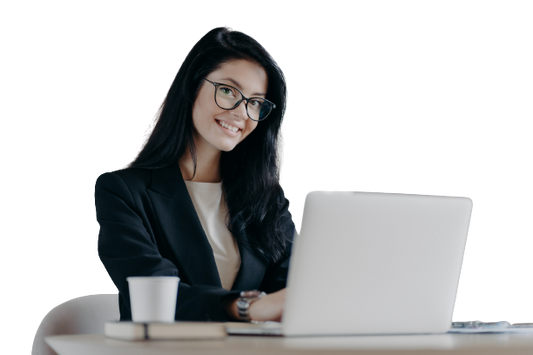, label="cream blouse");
[184,181,241,290]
